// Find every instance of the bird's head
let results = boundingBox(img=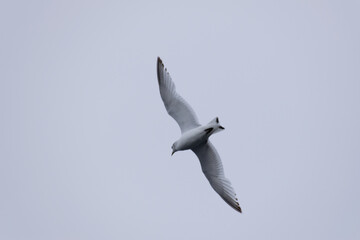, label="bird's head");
[171,143,178,156]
